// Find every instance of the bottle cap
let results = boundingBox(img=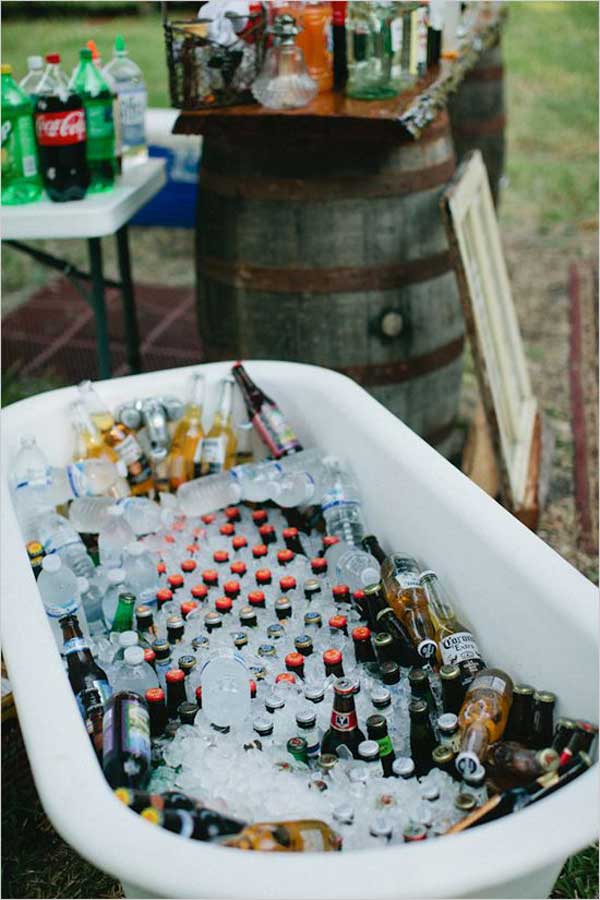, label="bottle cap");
[366,713,386,732]
[256,569,272,585]
[145,687,165,703]
[167,574,184,589]
[225,506,240,521]
[275,596,291,610]
[42,554,61,573]
[408,699,428,717]
[417,639,437,660]
[223,579,240,596]
[179,701,198,724]
[181,559,196,573]
[115,35,126,52]
[267,623,285,640]
[432,744,454,766]
[157,562,166,575]
[151,640,170,660]
[277,549,294,565]
[514,683,536,696]
[156,588,173,605]
[144,648,156,665]
[285,652,304,669]
[167,615,184,630]
[259,524,275,539]
[323,535,340,548]
[248,590,265,606]
[392,757,415,778]
[283,527,299,539]
[191,584,208,600]
[253,715,273,735]
[456,750,480,776]
[166,668,185,684]
[215,596,232,613]
[46,53,60,64]
[534,690,557,705]
[252,544,268,558]
[180,600,198,619]
[201,513,216,525]
[358,739,380,761]
[186,543,200,555]
[304,685,324,702]
[280,575,296,591]
[370,687,392,708]
[403,823,427,841]
[329,614,347,630]
[440,664,460,681]
[252,509,268,524]
[304,579,321,595]
[408,668,428,687]
[232,536,247,550]
[219,523,235,537]
[311,557,327,573]
[202,569,218,584]
[323,648,342,666]
[230,561,247,576]
[296,709,316,727]
[352,626,371,642]
[249,679,257,697]
[418,570,437,582]
[1,64,11,75]
[124,646,144,665]
[455,793,477,812]
[536,748,560,771]
[333,677,355,695]
[178,654,196,671]
[275,672,296,685]
[462,763,486,786]
[213,550,229,564]
[374,632,393,647]
[118,630,138,648]
[204,611,222,627]
[438,712,459,733]
[332,584,350,598]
